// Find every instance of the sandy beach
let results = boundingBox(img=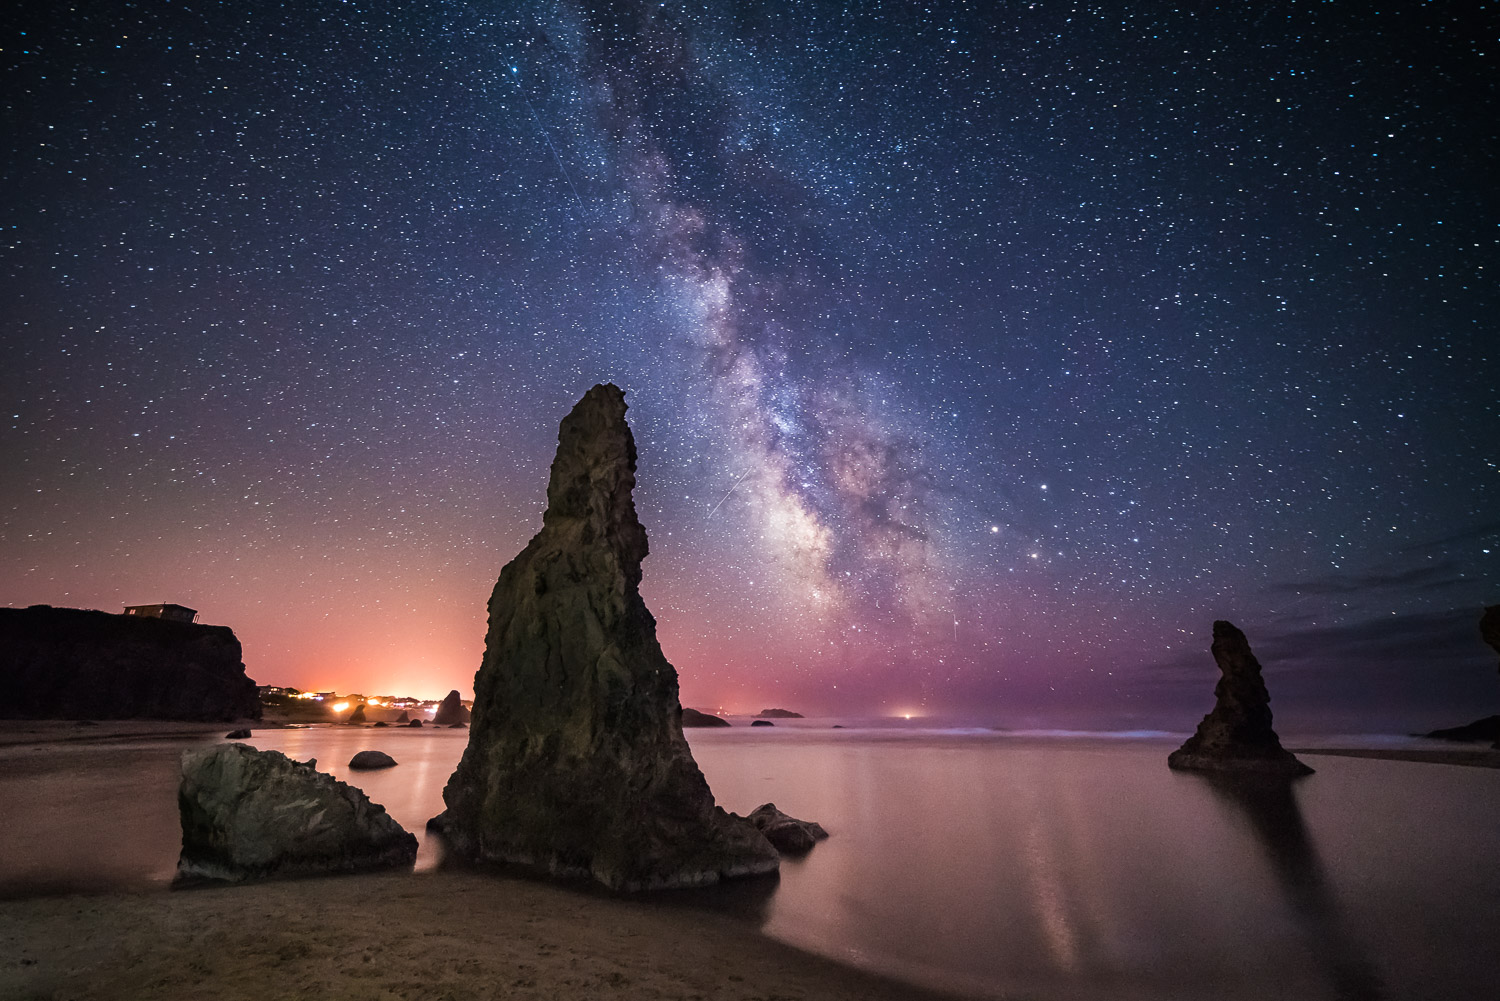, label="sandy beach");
[7,720,1500,1000]
[0,721,960,1001]
[0,867,964,1001]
